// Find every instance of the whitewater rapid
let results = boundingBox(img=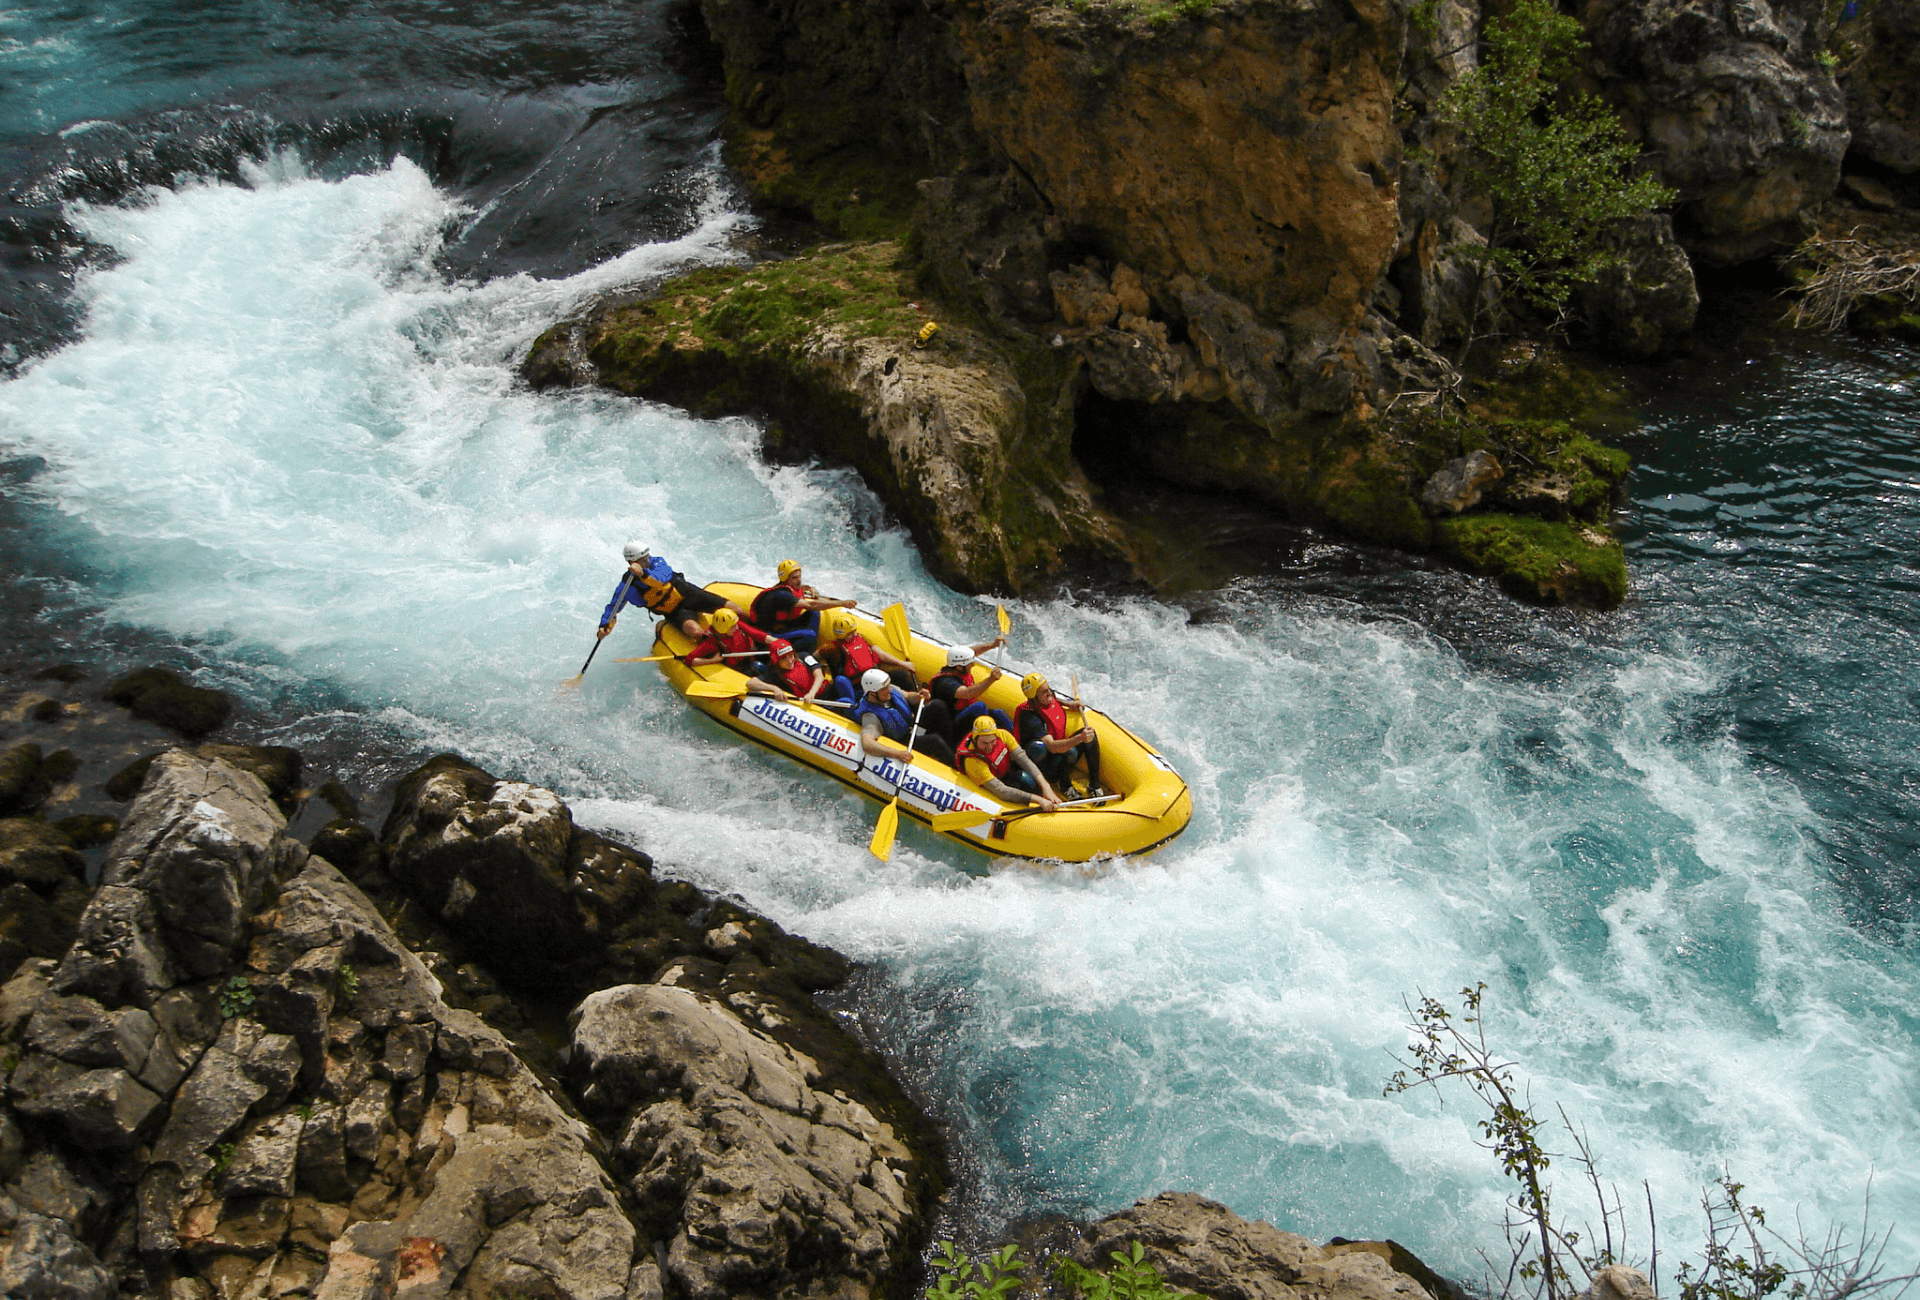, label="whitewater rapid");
[3,159,1916,1278]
